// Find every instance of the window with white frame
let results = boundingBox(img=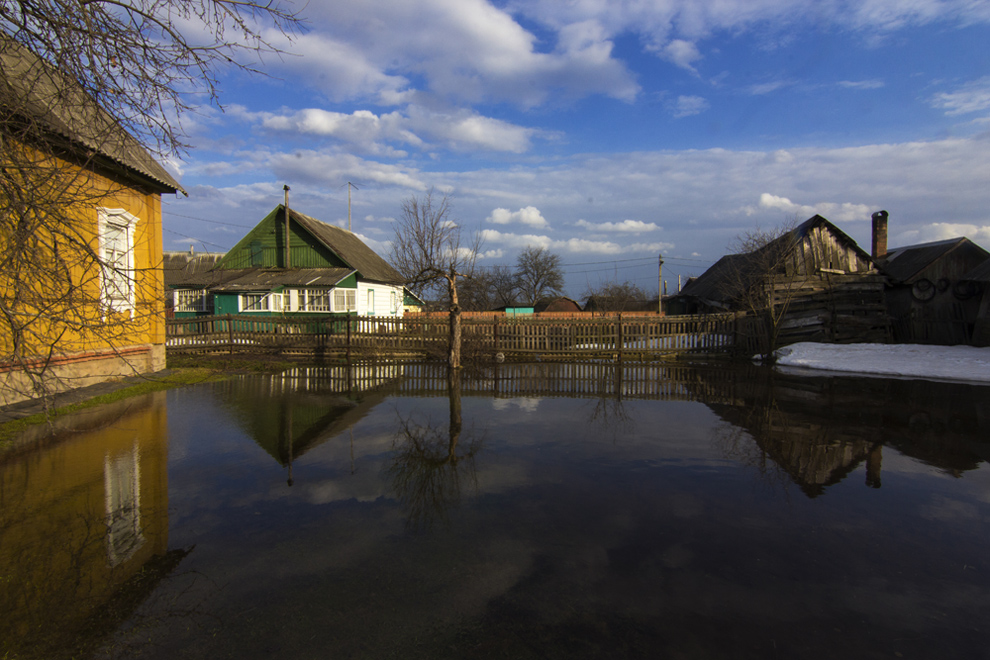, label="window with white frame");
[241,292,282,312]
[300,288,331,312]
[174,289,212,313]
[98,208,137,311]
[390,290,398,314]
[367,289,375,315]
[333,288,356,312]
